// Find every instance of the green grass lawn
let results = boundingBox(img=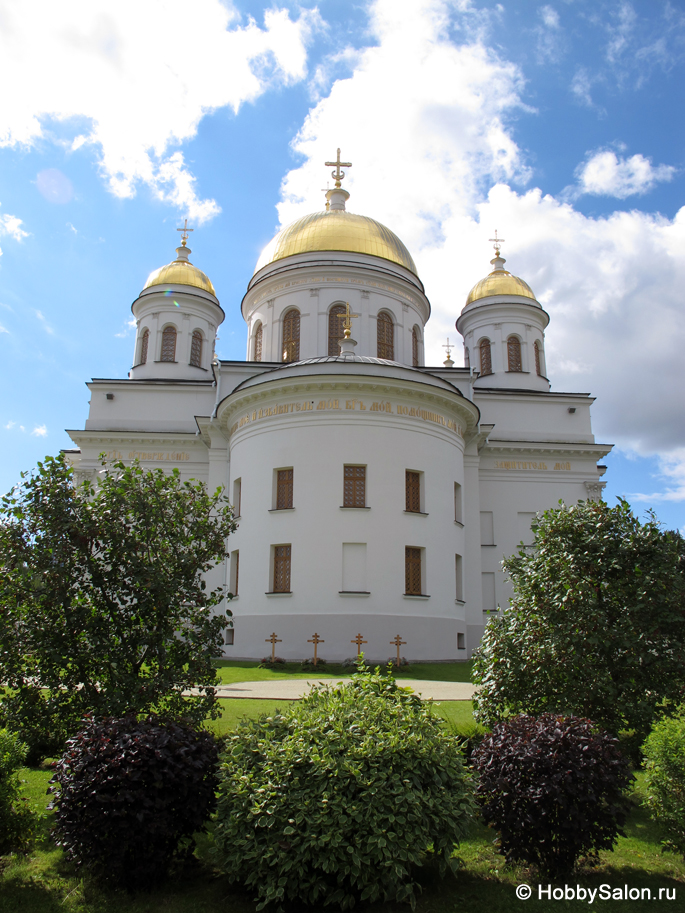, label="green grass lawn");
[3,698,684,913]
[213,659,473,684]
